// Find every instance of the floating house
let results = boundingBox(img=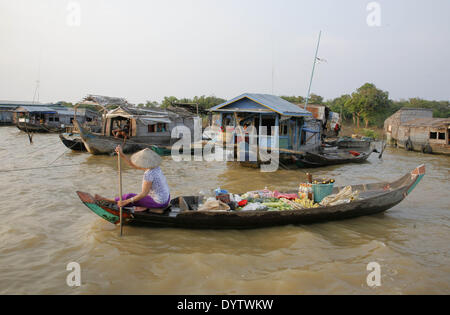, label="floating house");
[1,101,59,125]
[14,104,100,133]
[103,106,173,144]
[384,108,450,155]
[0,101,20,125]
[75,104,200,155]
[210,93,320,152]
